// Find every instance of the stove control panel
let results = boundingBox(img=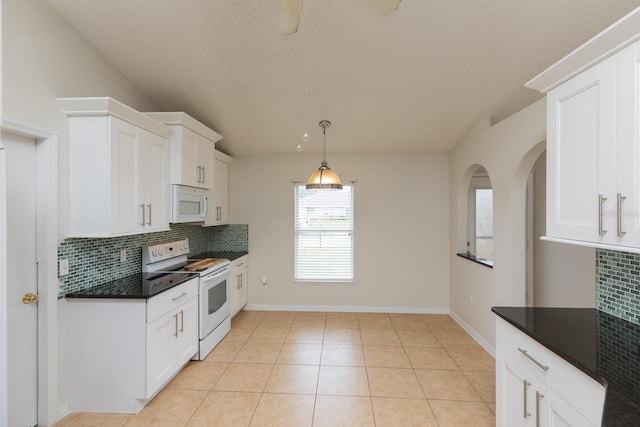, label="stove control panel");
[142,239,190,266]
